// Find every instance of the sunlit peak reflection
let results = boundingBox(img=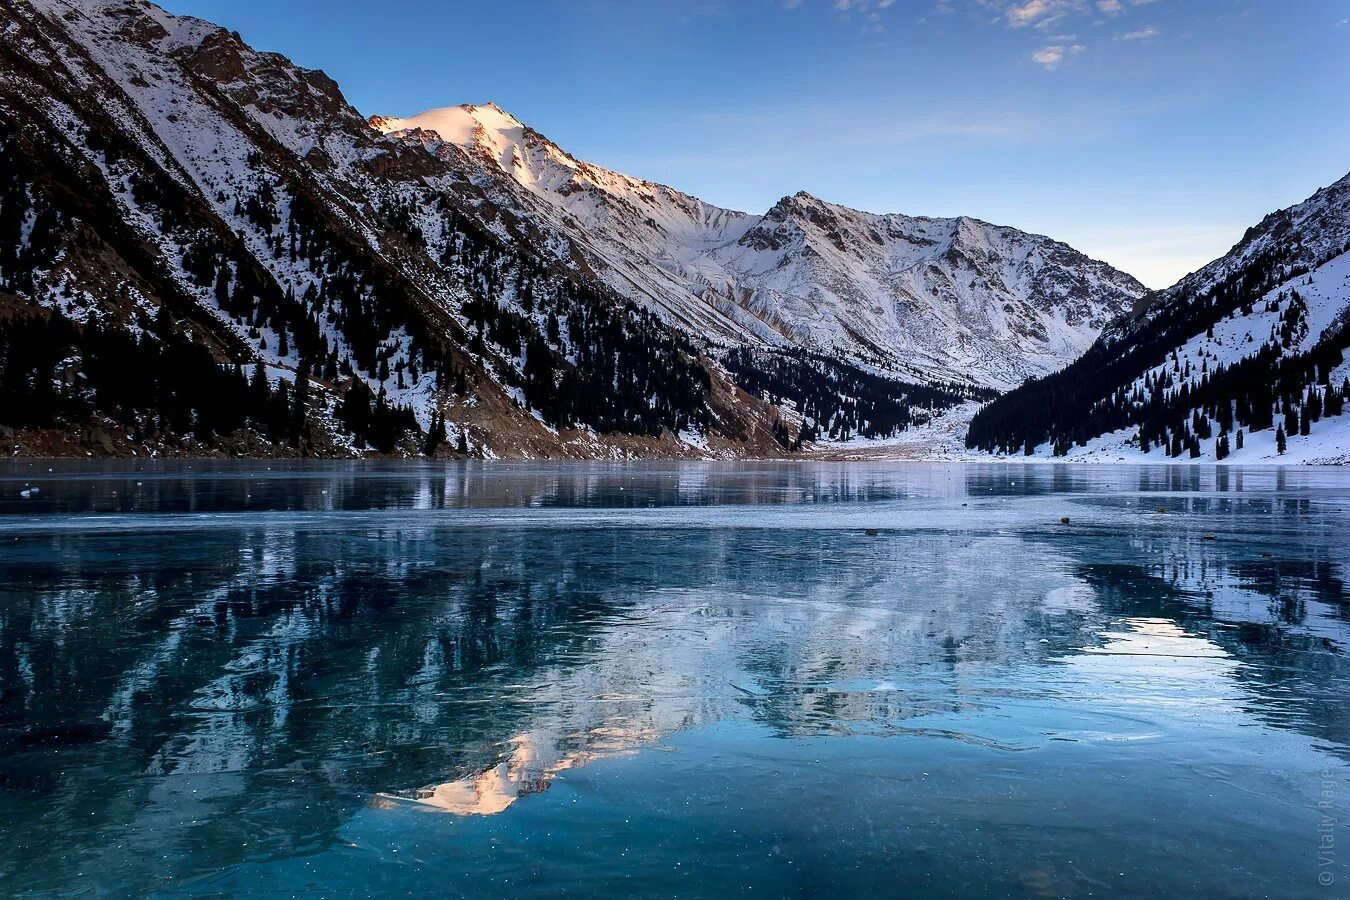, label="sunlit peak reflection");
[1085,617,1230,660]
[376,723,661,816]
